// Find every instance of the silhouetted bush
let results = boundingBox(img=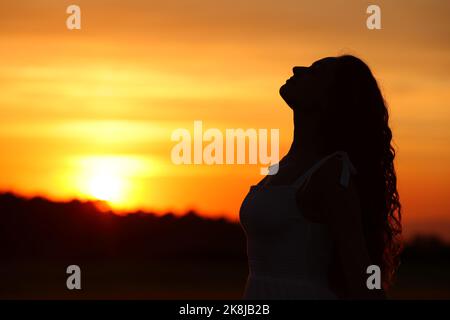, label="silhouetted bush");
[0,192,247,262]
